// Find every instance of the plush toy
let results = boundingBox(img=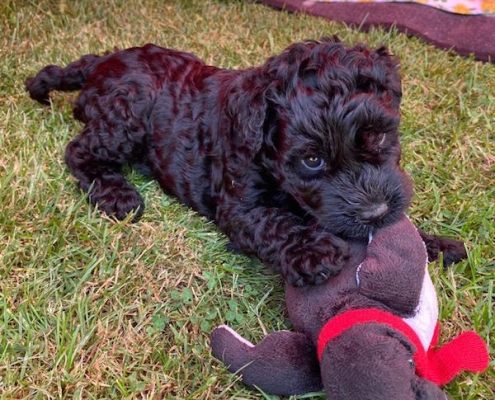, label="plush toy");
[210,214,489,399]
